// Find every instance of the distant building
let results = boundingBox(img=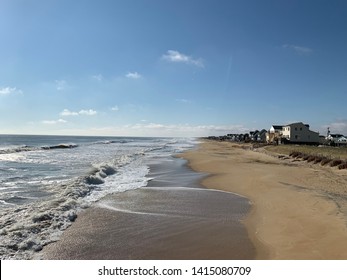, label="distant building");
[326,134,344,142]
[253,129,267,142]
[266,125,284,143]
[327,134,347,146]
[269,125,284,133]
[266,122,320,144]
[337,136,347,146]
[281,122,319,144]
